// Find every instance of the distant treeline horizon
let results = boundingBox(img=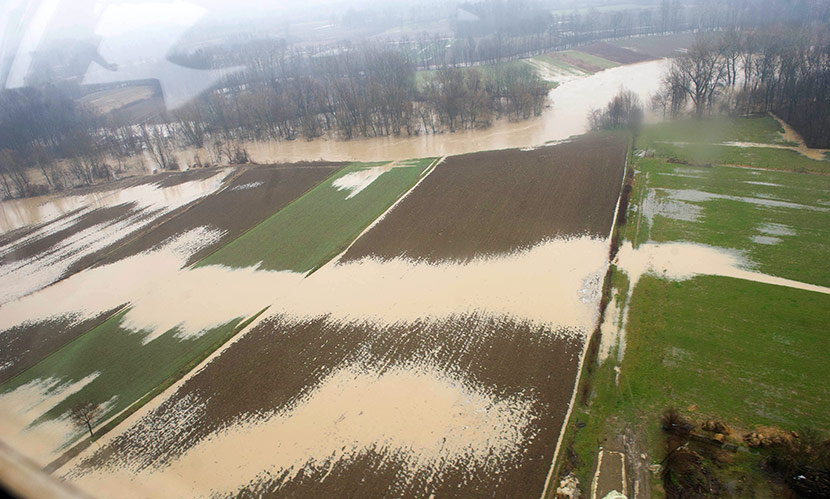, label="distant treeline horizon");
[0,0,828,199]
